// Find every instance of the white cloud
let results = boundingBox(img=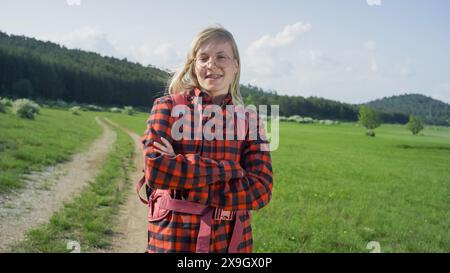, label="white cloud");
[44,26,183,70]
[241,22,390,102]
[58,26,119,57]
[248,22,312,53]
[128,43,183,70]
[366,0,382,6]
[66,0,81,6]
[245,22,312,78]
[243,30,433,104]
[241,35,417,104]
